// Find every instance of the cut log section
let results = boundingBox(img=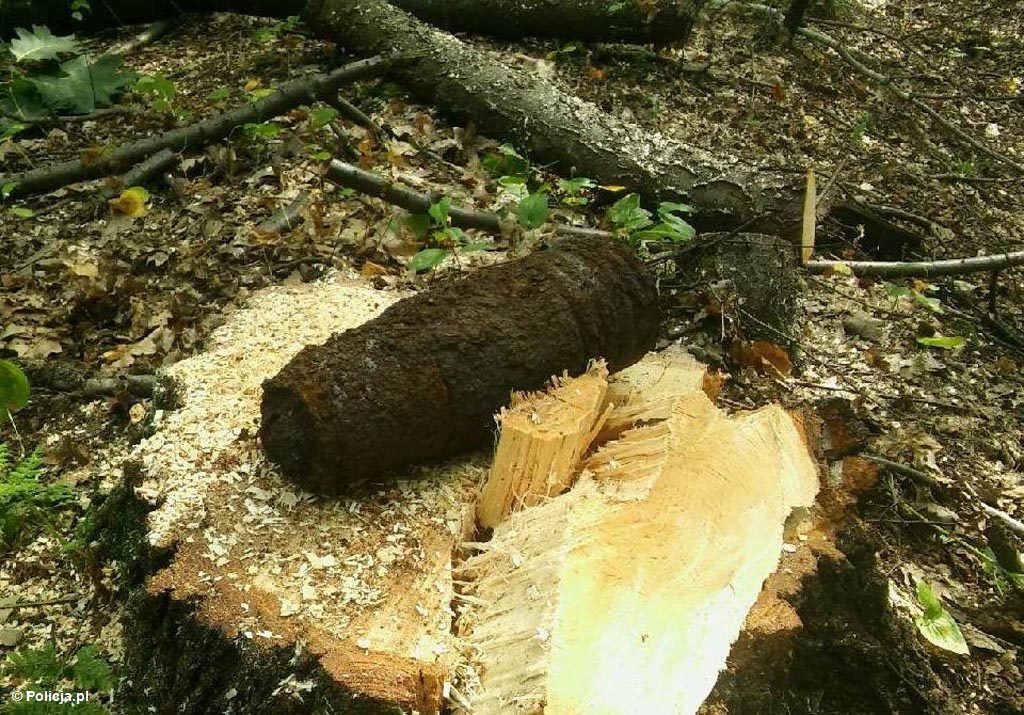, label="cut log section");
[455,347,820,714]
[124,277,485,714]
[477,361,610,529]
